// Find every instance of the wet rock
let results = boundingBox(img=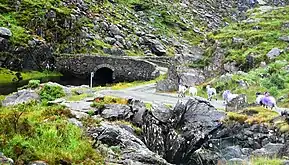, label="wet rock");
[2,89,40,106]
[0,27,12,38]
[88,122,171,165]
[266,48,282,59]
